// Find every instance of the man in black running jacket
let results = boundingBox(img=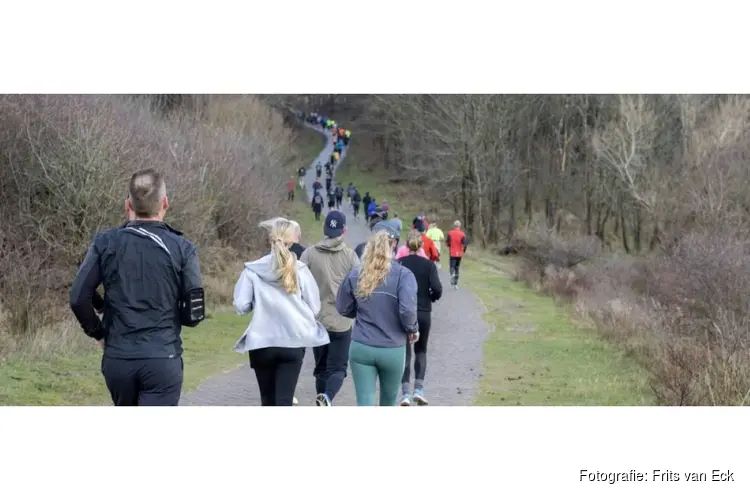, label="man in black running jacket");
[69,169,204,406]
